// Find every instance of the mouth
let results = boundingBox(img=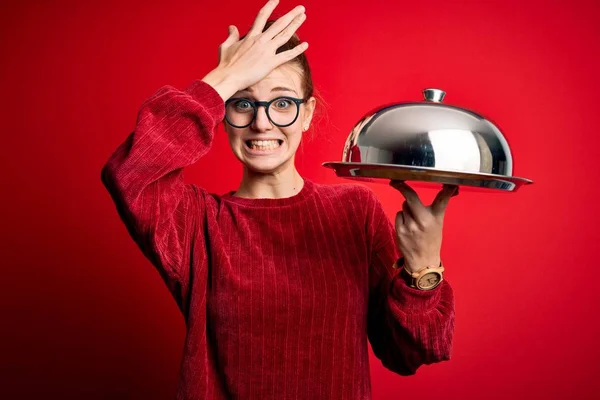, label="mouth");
[244,139,284,153]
